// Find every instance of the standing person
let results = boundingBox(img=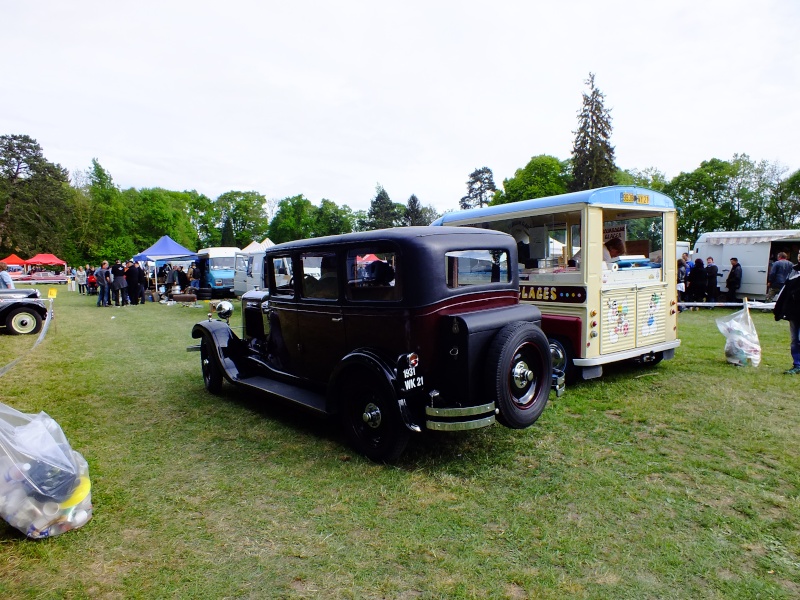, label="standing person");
[682,252,692,280]
[687,258,707,308]
[726,258,743,302]
[705,257,721,304]
[188,262,201,289]
[0,262,15,289]
[767,252,794,301]
[773,252,800,374]
[175,265,190,290]
[75,266,87,295]
[133,261,147,304]
[95,261,111,307]
[110,259,128,306]
[124,260,141,305]
[677,258,687,311]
